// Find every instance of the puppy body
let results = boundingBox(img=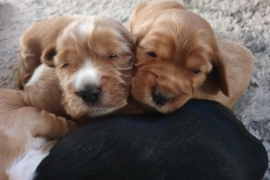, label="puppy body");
[129,1,254,113]
[0,88,77,180]
[18,15,136,121]
[17,15,83,89]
